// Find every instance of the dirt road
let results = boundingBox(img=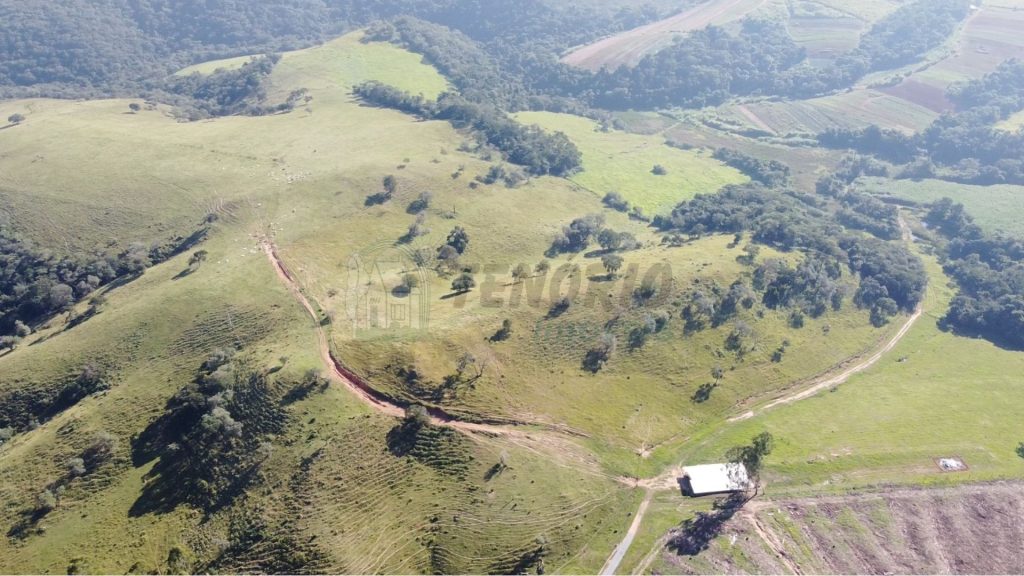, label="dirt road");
[730,213,921,422]
[262,241,563,438]
[600,489,653,575]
